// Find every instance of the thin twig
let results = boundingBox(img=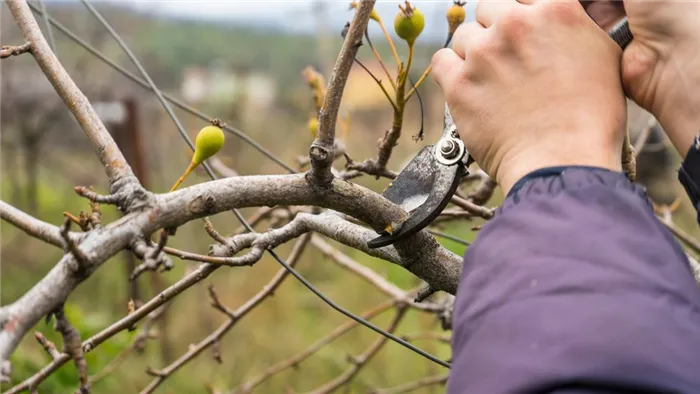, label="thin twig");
[0,42,31,58]
[6,264,220,394]
[450,195,496,220]
[363,29,396,91]
[234,299,397,393]
[0,200,80,247]
[662,218,700,255]
[371,373,449,394]
[633,116,659,156]
[139,234,311,394]
[404,65,431,101]
[60,218,90,271]
[307,306,408,394]
[53,307,90,394]
[354,58,398,110]
[34,333,61,360]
